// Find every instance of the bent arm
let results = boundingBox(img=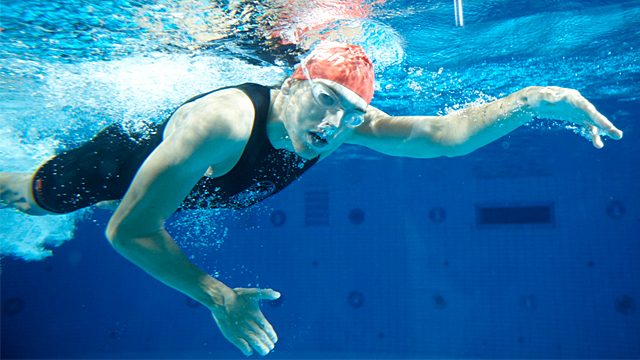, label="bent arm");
[99,89,280,356]
[105,105,247,310]
[348,86,623,158]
